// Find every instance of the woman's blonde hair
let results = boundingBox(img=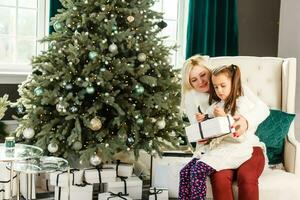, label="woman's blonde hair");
[180,55,211,111]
